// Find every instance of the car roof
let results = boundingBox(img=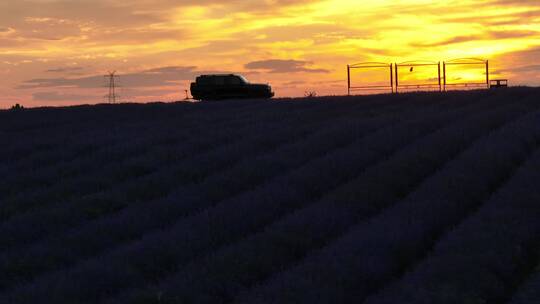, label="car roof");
[198,74,238,77]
